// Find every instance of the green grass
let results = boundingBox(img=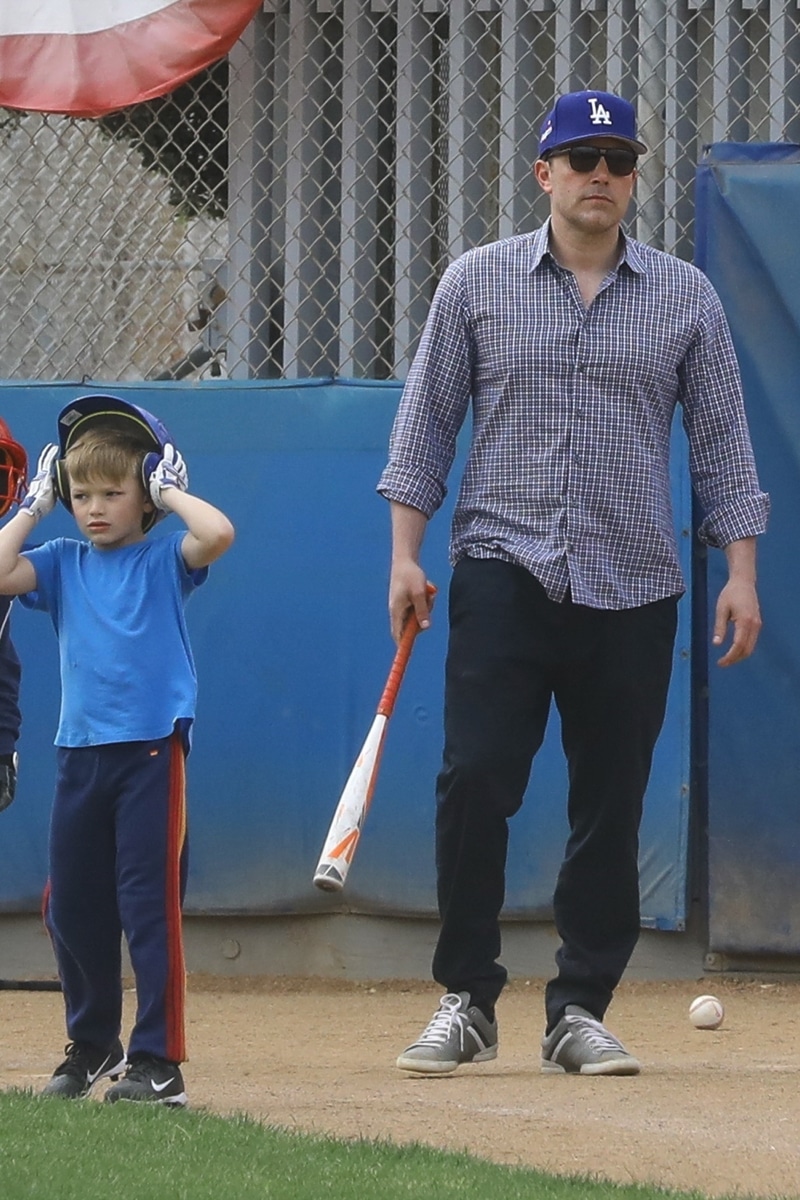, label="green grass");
[0,1090,776,1200]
